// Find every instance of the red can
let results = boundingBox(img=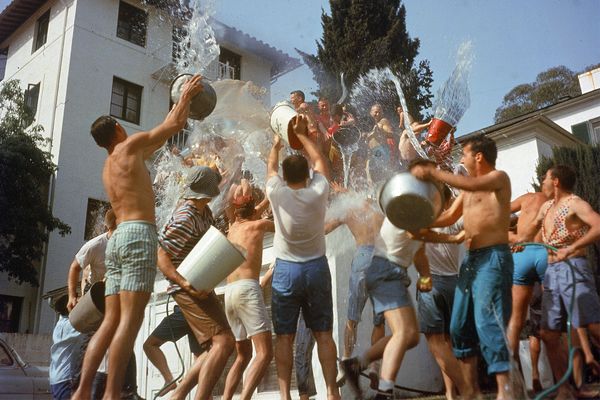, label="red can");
[427,118,454,145]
